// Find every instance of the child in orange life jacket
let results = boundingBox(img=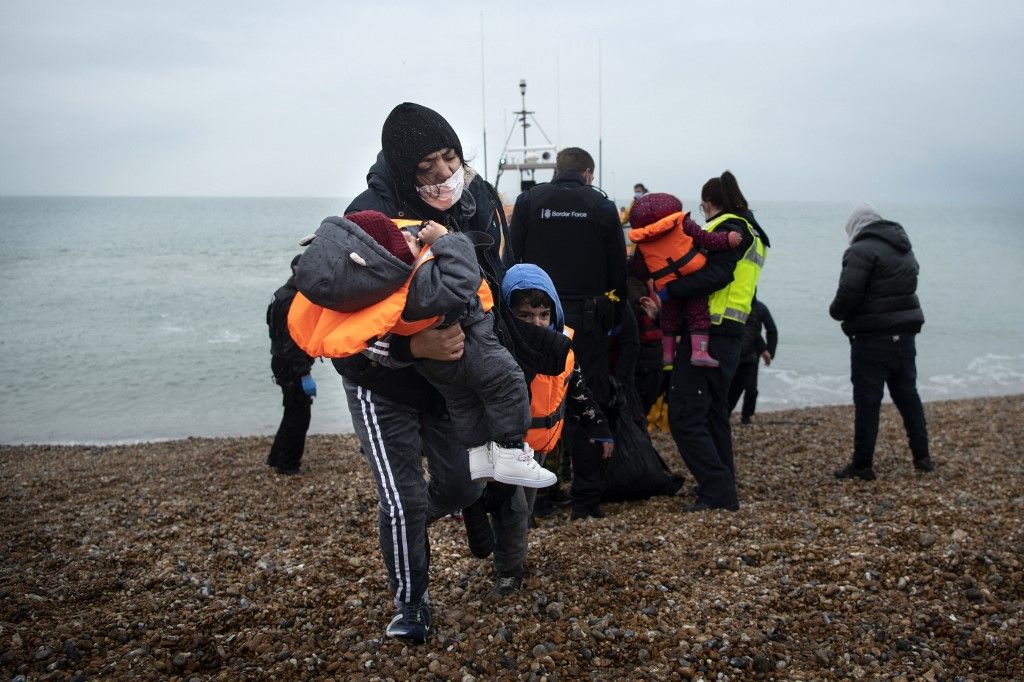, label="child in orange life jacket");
[628,193,741,368]
[294,209,557,489]
[501,264,613,517]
